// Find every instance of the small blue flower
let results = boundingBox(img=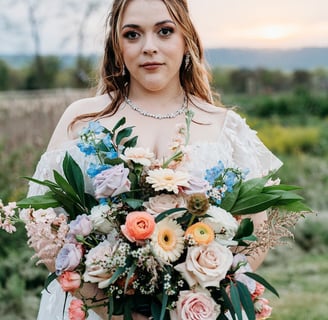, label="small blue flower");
[103,133,113,149]
[87,163,110,178]
[106,150,118,160]
[88,121,104,134]
[225,171,237,192]
[77,142,96,156]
